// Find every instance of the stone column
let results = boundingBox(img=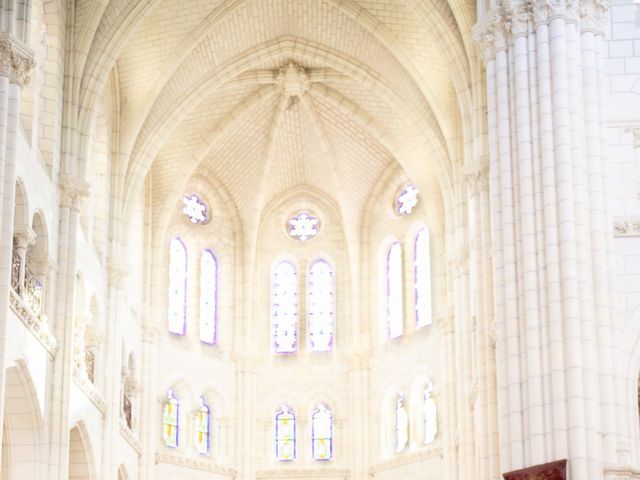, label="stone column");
[48,176,88,480]
[140,323,161,480]
[13,226,35,292]
[473,0,615,477]
[0,36,33,470]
